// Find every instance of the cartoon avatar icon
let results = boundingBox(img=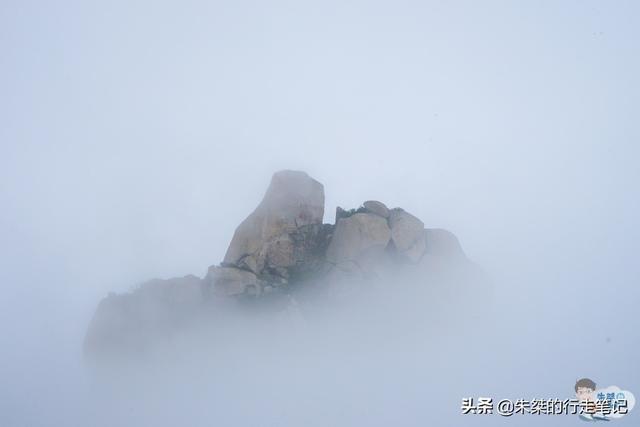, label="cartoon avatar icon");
[575,378,609,422]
